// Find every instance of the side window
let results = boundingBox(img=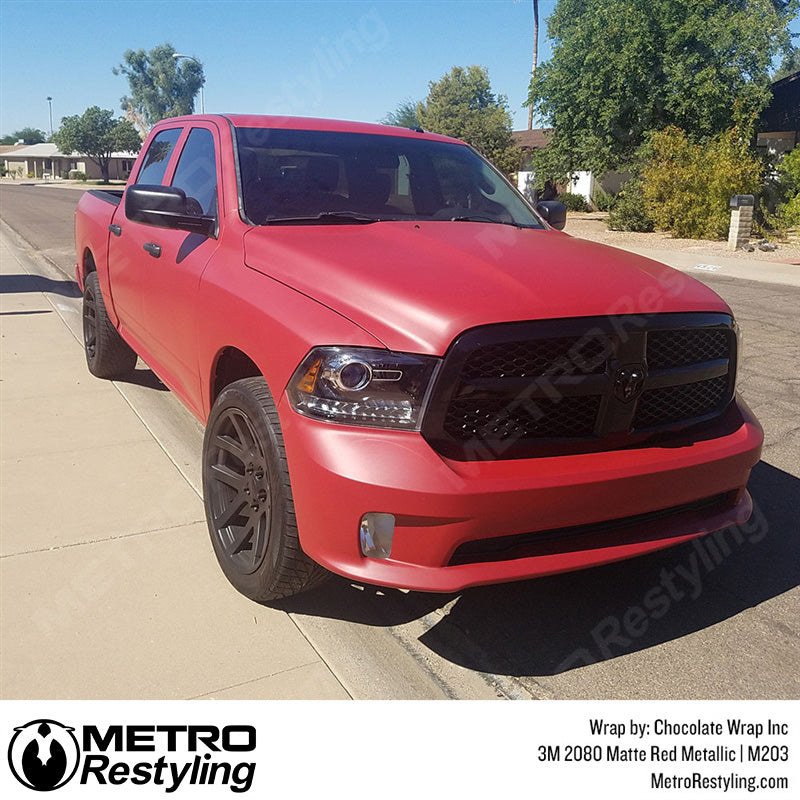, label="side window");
[136,128,181,185]
[171,128,218,216]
